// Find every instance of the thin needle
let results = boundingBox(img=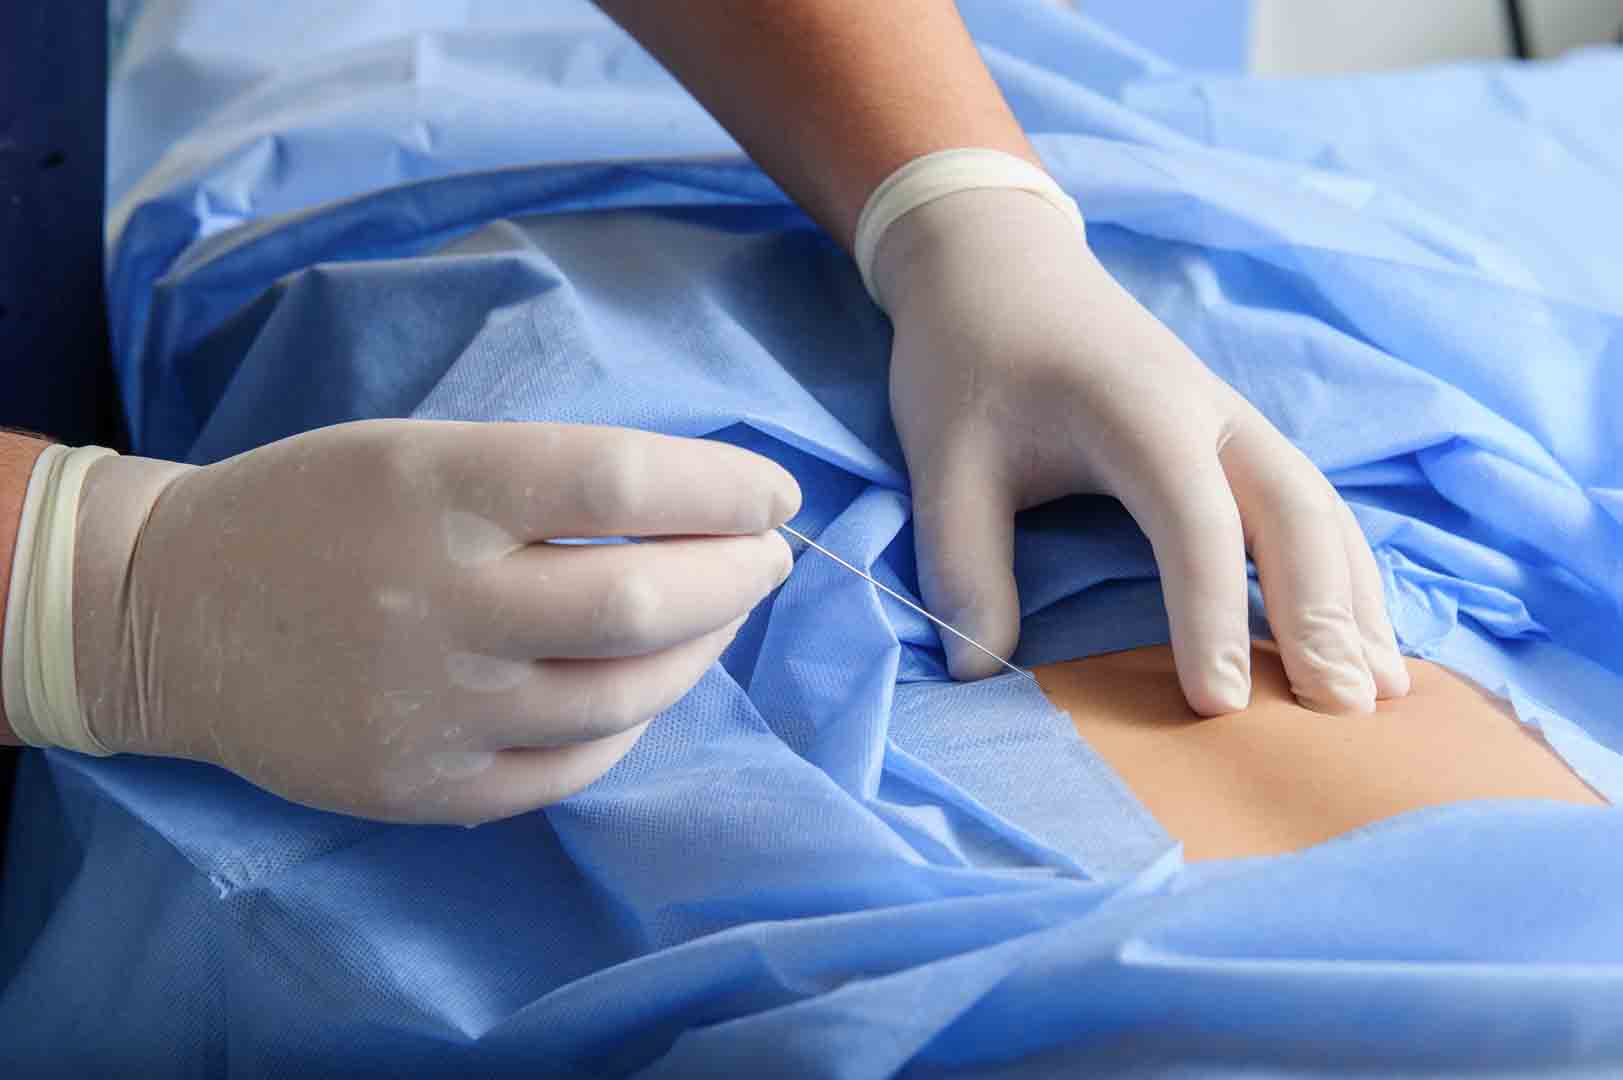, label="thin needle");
[778,524,1039,684]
